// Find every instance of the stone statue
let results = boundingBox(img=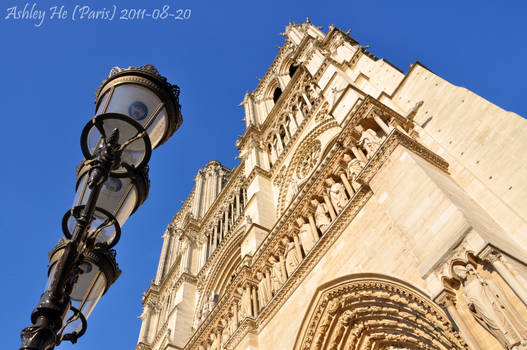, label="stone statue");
[194,308,202,329]
[325,178,348,212]
[220,318,230,344]
[311,199,331,233]
[269,256,286,293]
[406,100,424,121]
[238,287,252,319]
[357,126,383,157]
[283,237,301,277]
[229,307,238,334]
[209,333,220,350]
[257,271,271,310]
[244,215,252,226]
[454,264,527,349]
[296,217,316,253]
[343,154,362,192]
